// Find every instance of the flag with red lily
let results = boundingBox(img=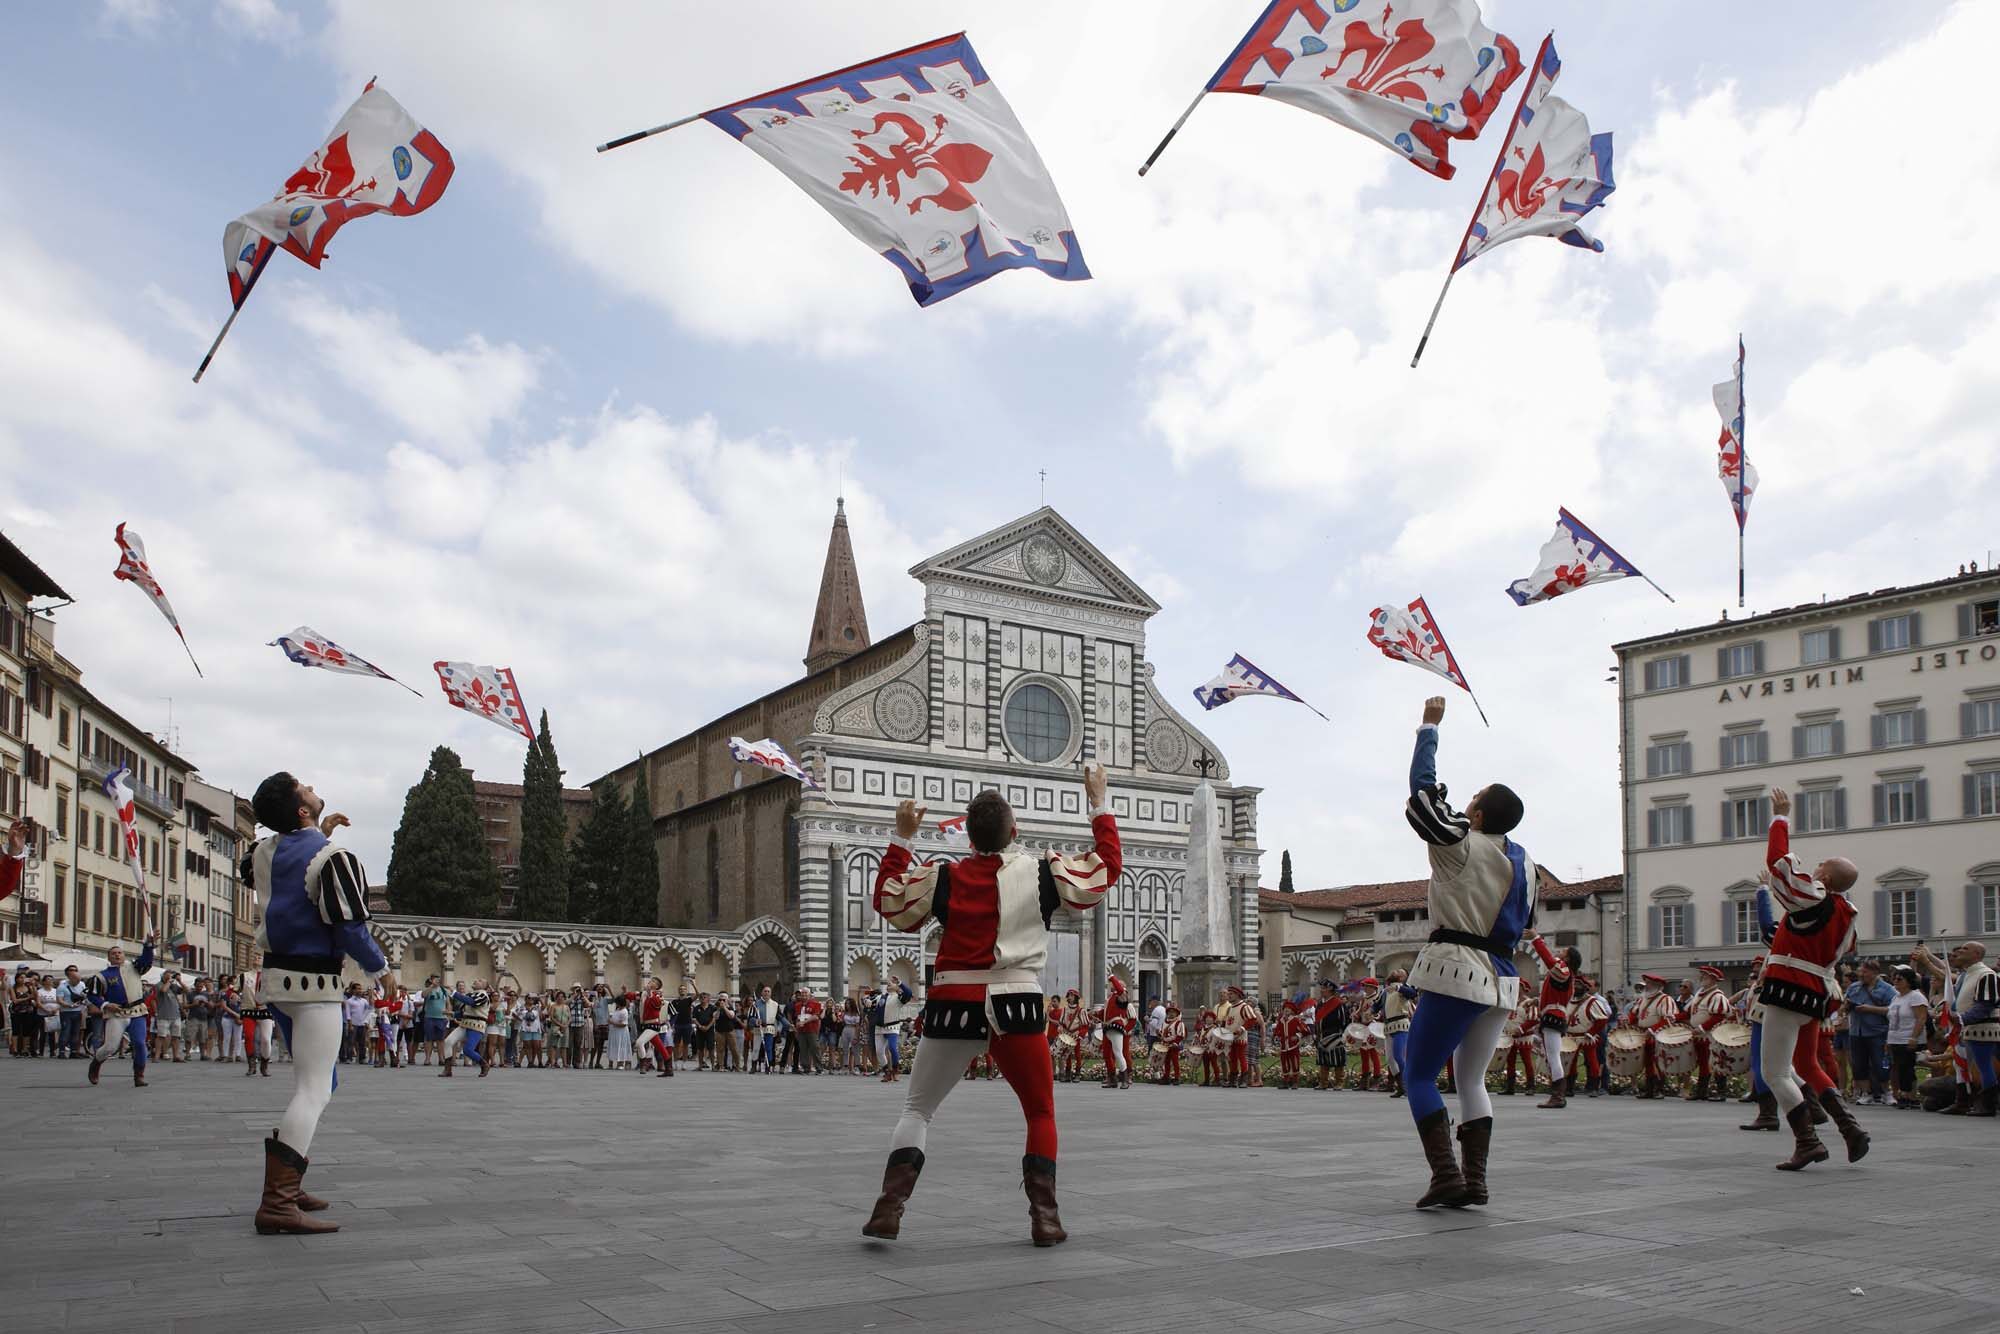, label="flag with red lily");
[1367,596,1488,723]
[269,626,421,695]
[939,814,969,847]
[433,662,534,742]
[1452,35,1613,270]
[103,764,149,895]
[112,522,203,676]
[1206,0,1524,179]
[727,736,822,791]
[1506,508,1651,606]
[1715,337,1754,529]
[699,33,1087,305]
